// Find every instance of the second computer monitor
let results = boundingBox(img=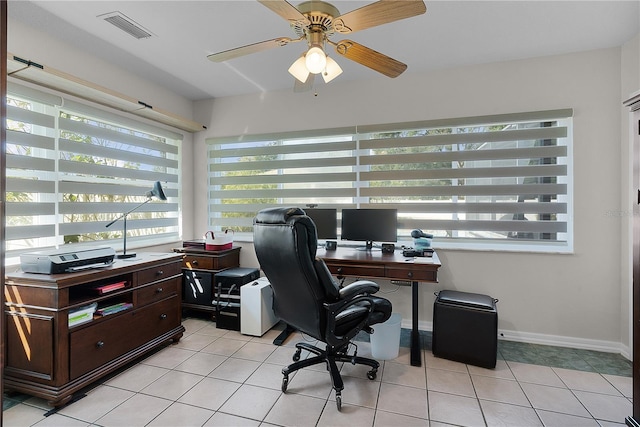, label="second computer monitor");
[304,208,338,240]
[341,208,398,250]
